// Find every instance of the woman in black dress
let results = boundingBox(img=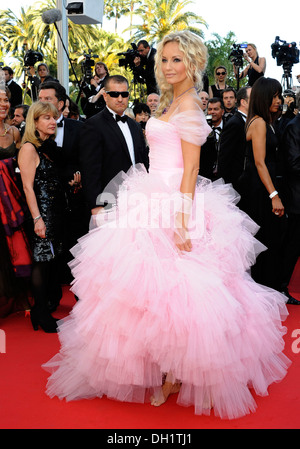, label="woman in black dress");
[240,77,284,290]
[208,65,229,98]
[18,101,66,332]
